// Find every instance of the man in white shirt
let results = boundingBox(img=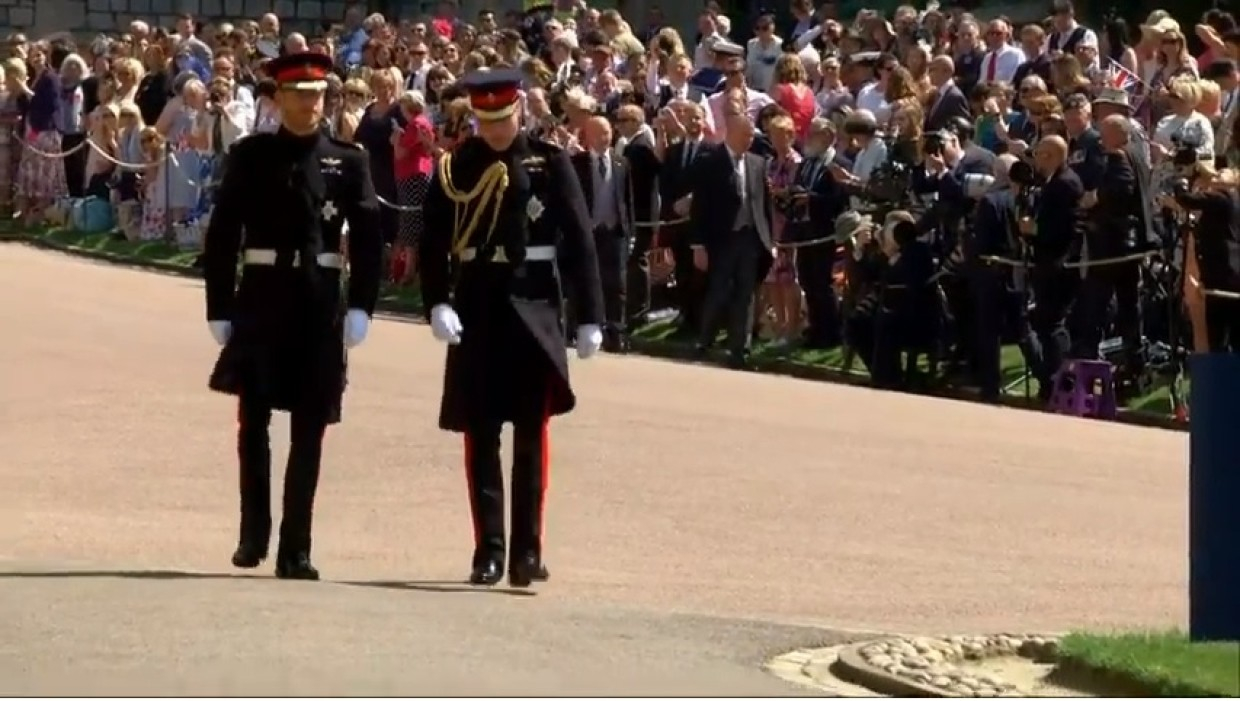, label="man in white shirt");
[704,43,774,140]
[855,52,895,116]
[211,55,254,130]
[979,19,1024,84]
[1044,0,1099,69]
